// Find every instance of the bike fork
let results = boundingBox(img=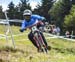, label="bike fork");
[39,35,48,53]
[39,35,46,48]
[33,37,40,48]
